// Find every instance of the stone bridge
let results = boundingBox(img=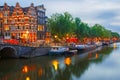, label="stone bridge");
[0,44,50,58]
[0,44,35,58]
